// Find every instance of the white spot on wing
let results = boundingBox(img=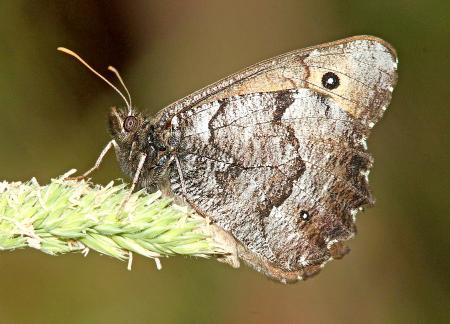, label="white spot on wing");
[326,238,338,249]
[299,255,309,267]
[359,137,368,150]
[360,169,370,182]
[310,49,320,56]
[171,115,179,127]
